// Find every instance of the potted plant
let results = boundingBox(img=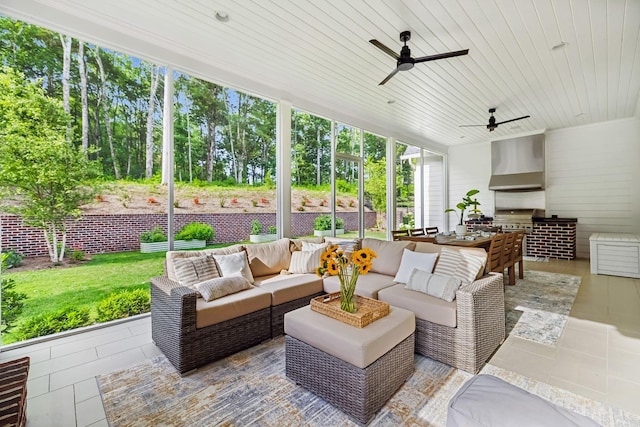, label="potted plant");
[249,219,277,243]
[140,222,214,253]
[445,189,480,236]
[313,215,345,237]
